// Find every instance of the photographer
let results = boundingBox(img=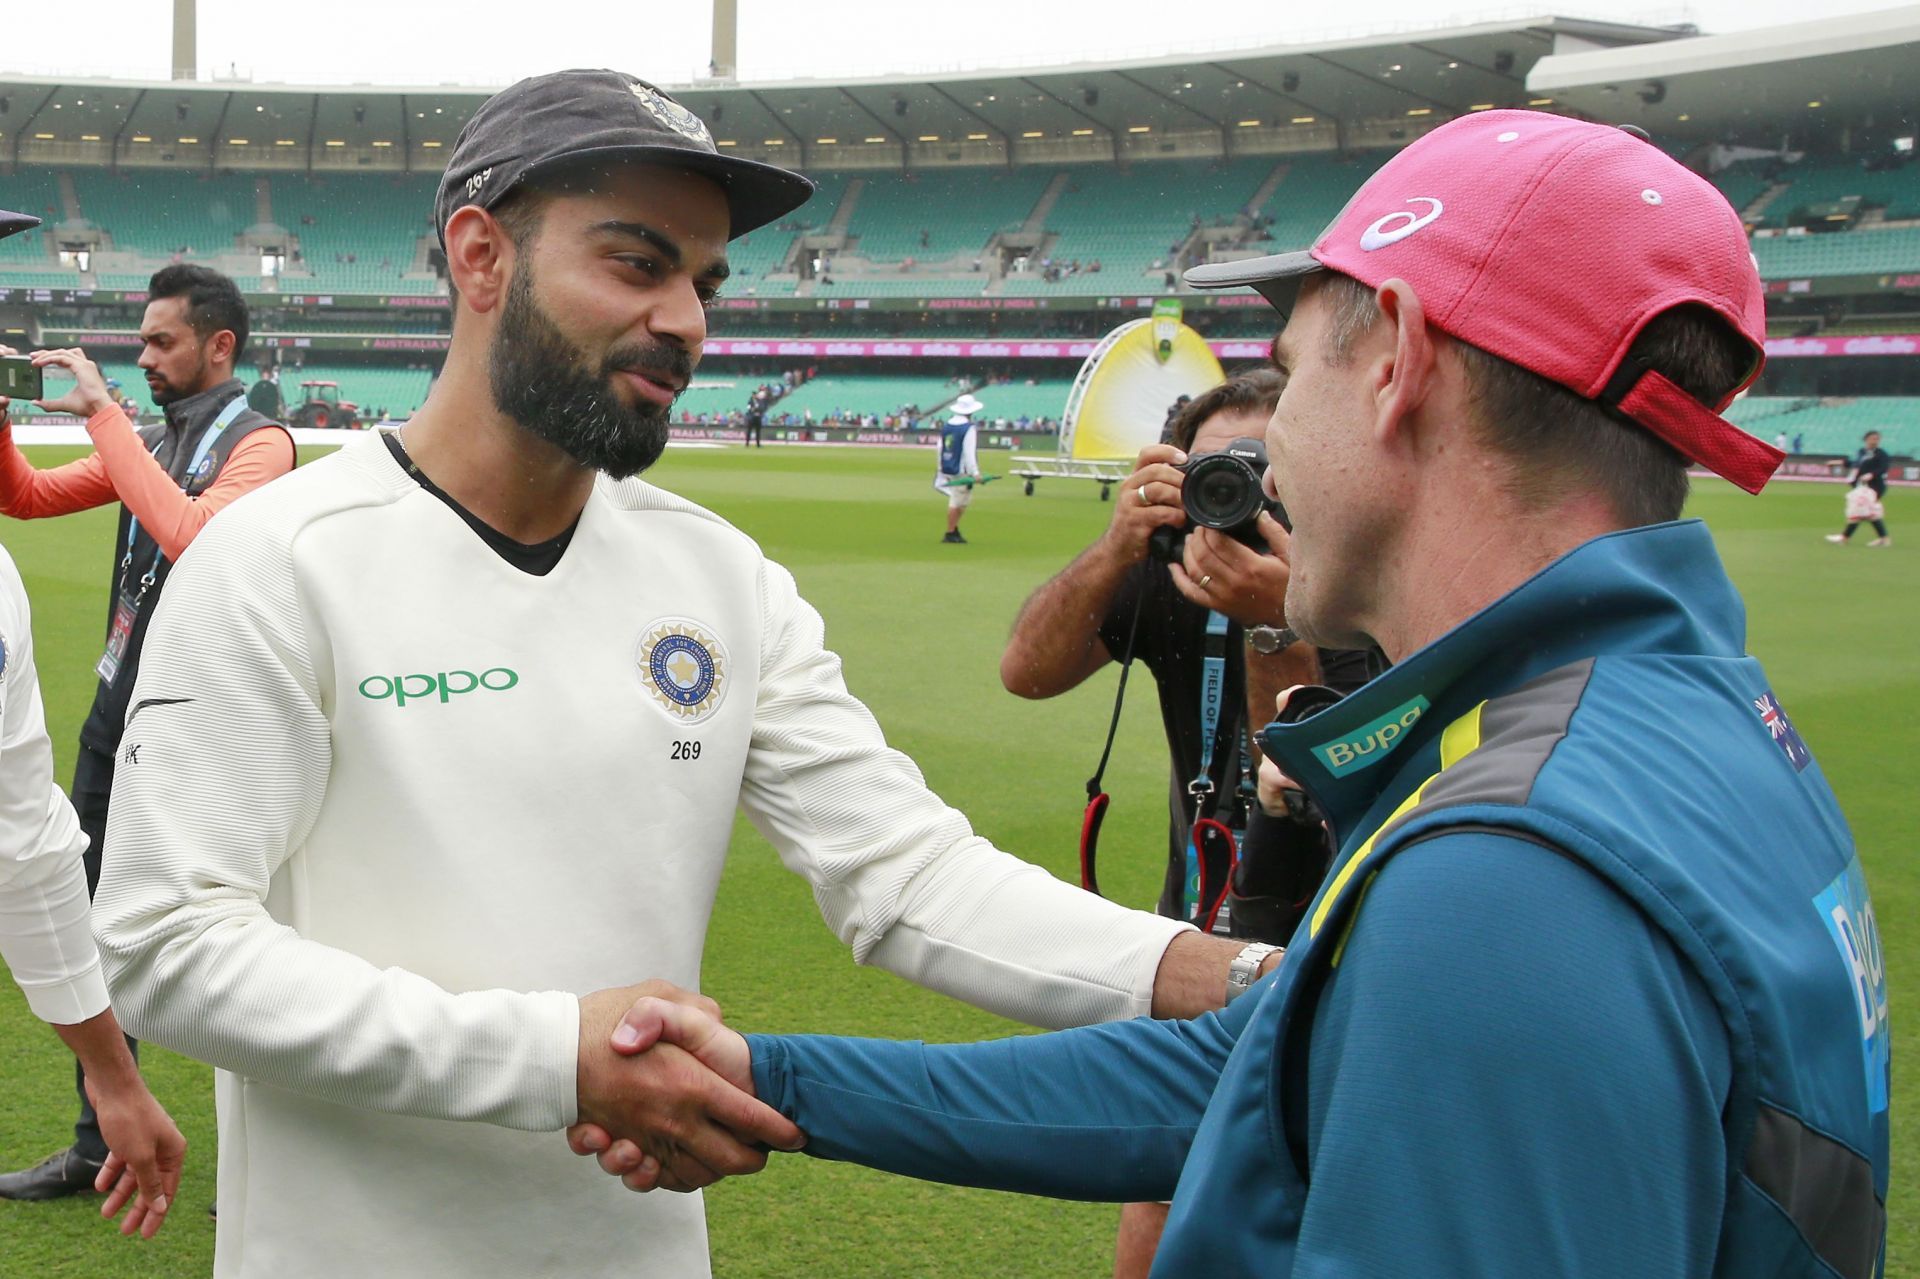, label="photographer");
[0,263,291,1206]
[1000,370,1375,1276]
